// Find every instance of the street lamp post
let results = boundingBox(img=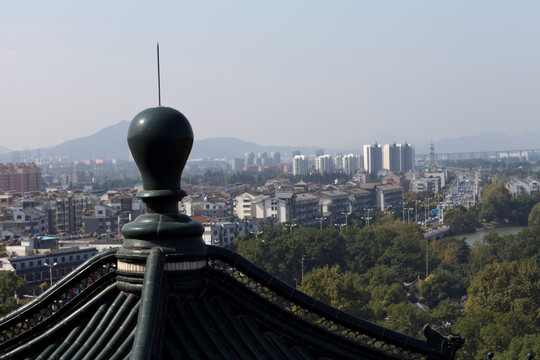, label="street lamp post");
[44,262,57,287]
[334,223,346,235]
[283,223,297,234]
[316,217,326,230]
[362,208,373,227]
[341,211,352,226]
[406,207,413,223]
